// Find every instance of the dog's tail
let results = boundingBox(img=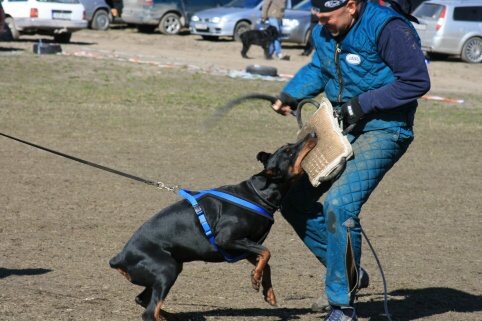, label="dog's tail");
[203,93,277,130]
